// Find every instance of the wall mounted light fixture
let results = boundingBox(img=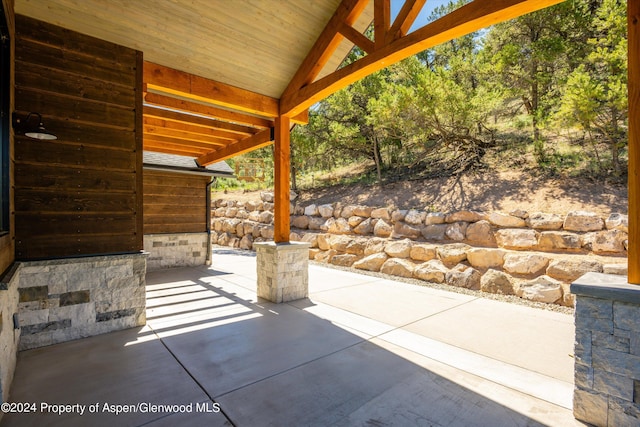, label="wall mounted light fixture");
[12,112,57,140]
